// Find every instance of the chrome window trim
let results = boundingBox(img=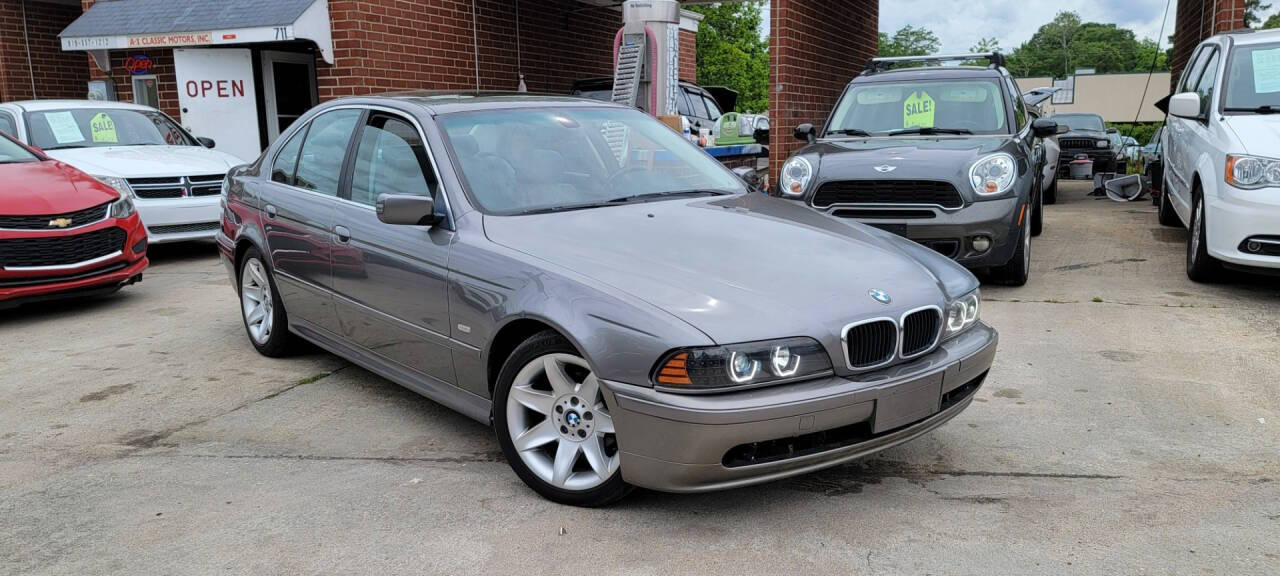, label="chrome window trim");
[1,250,121,272]
[840,316,898,372]
[898,304,943,360]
